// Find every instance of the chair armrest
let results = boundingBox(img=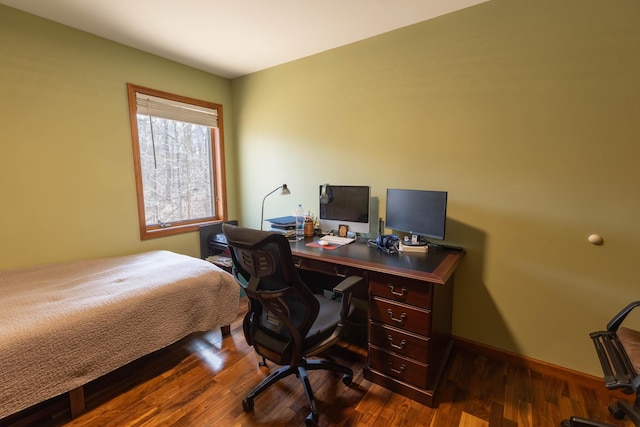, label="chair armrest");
[608,301,640,332]
[332,275,364,295]
[332,275,364,326]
